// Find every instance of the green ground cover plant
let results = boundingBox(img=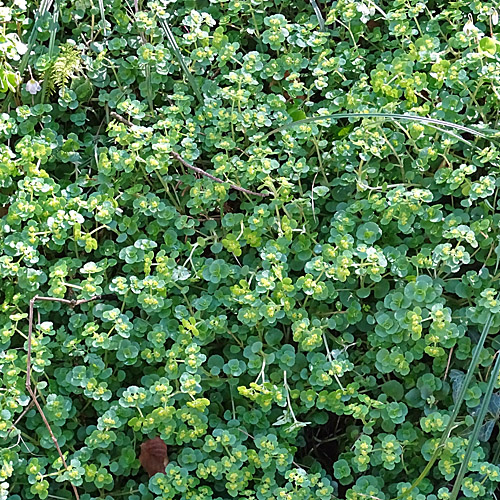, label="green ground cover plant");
[1,0,500,499]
